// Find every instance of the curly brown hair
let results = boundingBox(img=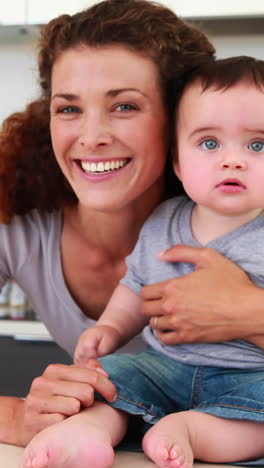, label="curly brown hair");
[0,0,215,222]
